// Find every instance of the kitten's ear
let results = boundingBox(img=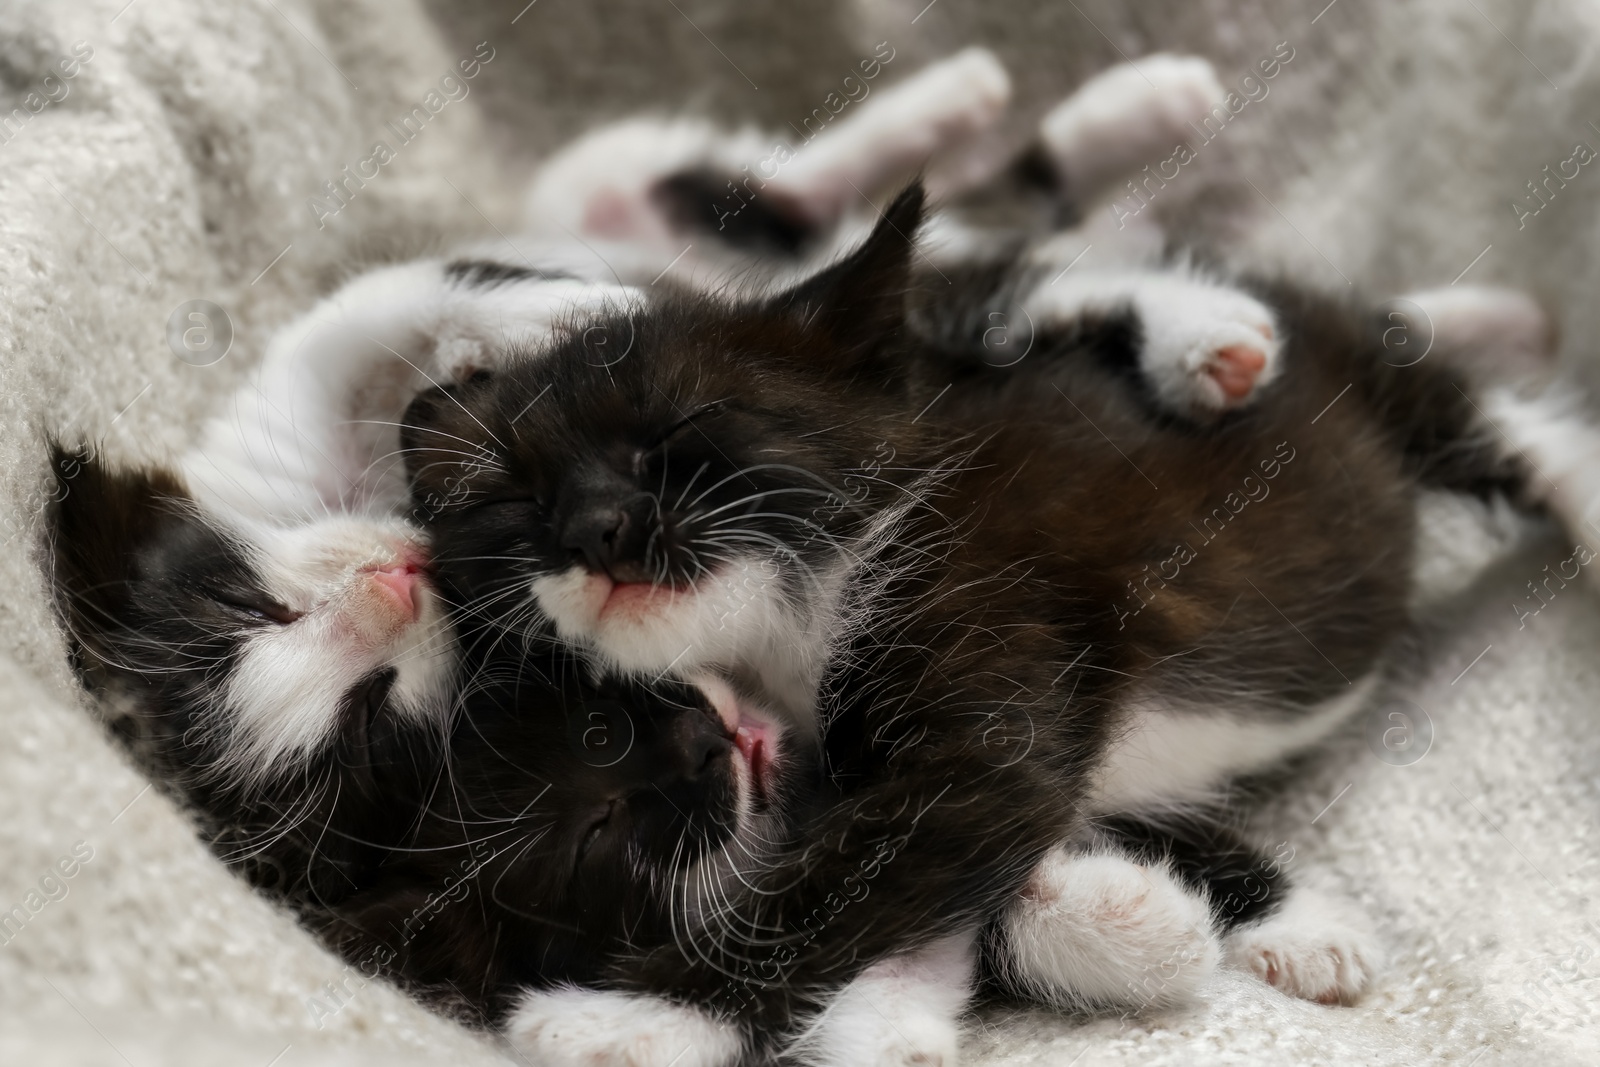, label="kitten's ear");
[45,442,189,672]
[767,183,925,371]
